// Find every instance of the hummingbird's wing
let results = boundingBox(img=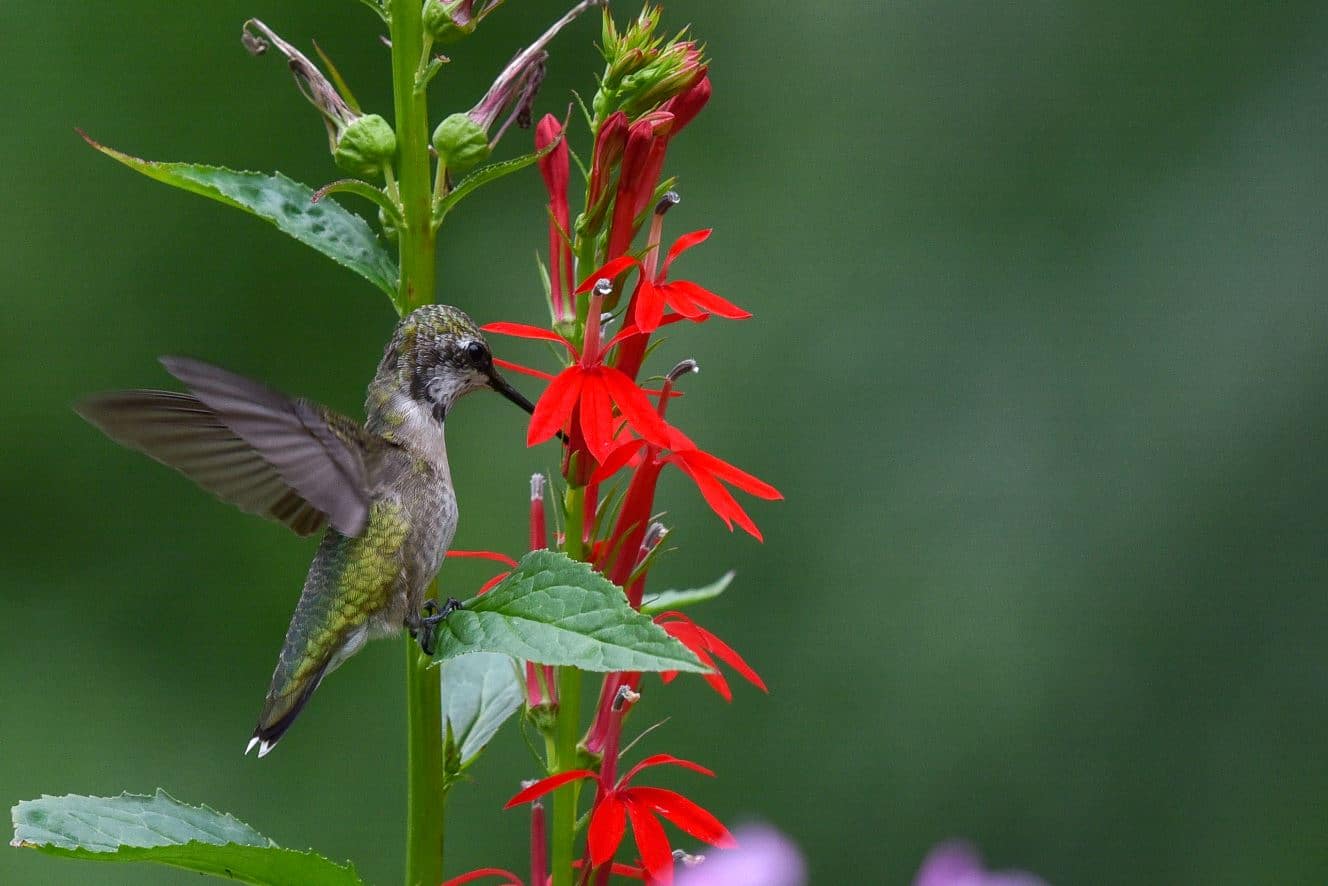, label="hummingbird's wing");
[76,357,373,537]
